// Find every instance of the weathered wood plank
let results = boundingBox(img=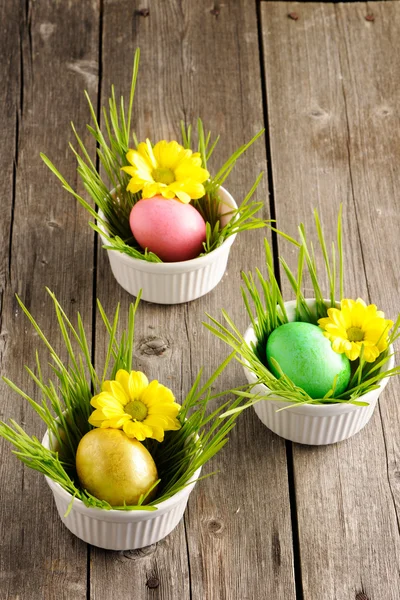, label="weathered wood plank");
[260,1,400,3]
[91,1,296,599]
[335,4,400,597]
[0,0,100,597]
[261,2,400,599]
[0,0,24,593]
[0,0,18,302]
